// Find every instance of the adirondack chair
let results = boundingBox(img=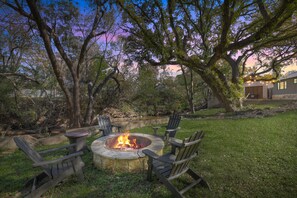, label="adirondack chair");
[143,131,210,198]
[152,114,181,141]
[97,115,122,136]
[13,137,85,198]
